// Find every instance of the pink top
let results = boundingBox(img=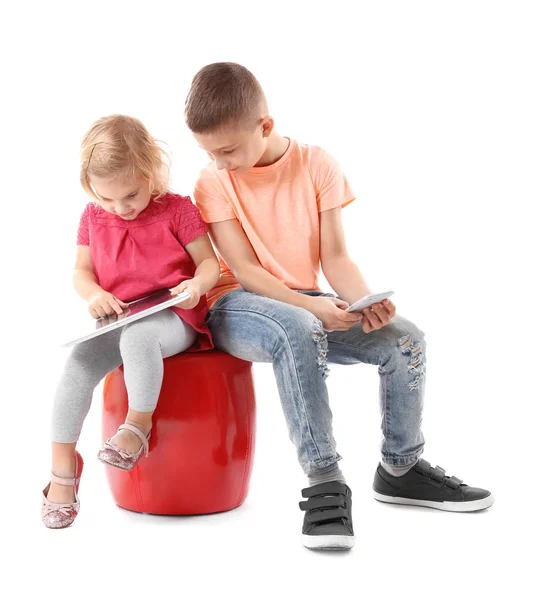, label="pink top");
[77,192,213,352]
